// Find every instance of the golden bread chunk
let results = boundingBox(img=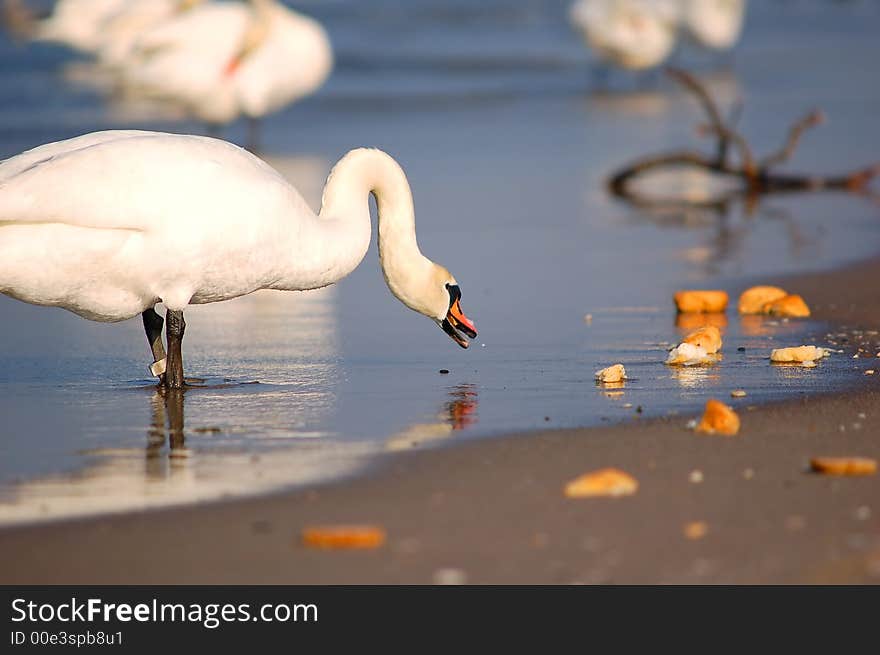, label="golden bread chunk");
[674,290,729,313]
[809,457,876,476]
[737,285,788,314]
[595,364,627,384]
[564,468,638,498]
[682,325,722,354]
[763,294,810,318]
[695,399,740,436]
